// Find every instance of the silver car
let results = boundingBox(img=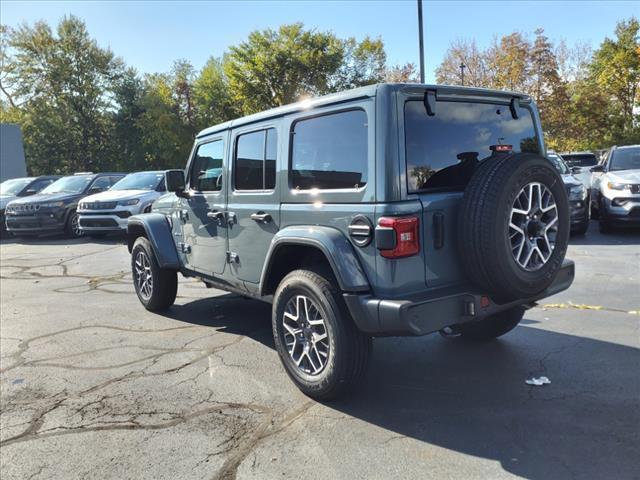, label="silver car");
[77,171,166,235]
[590,145,640,233]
